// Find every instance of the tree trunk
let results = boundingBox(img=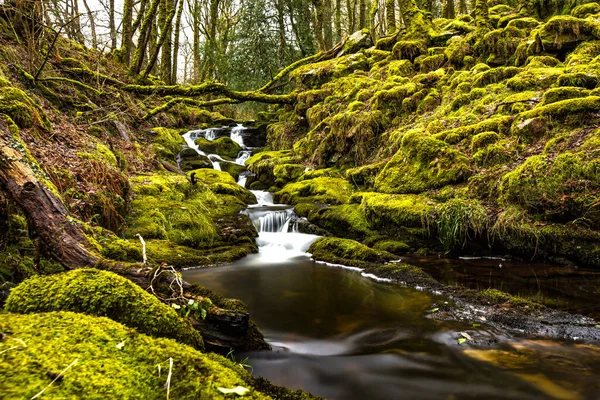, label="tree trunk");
[385,0,396,33]
[459,0,467,14]
[81,0,97,49]
[442,0,455,19]
[171,0,184,83]
[323,0,333,48]
[121,0,134,63]
[334,0,342,41]
[359,0,367,29]
[109,0,117,49]
[313,0,326,51]
[143,0,178,79]
[159,0,174,84]
[397,0,427,36]
[130,0,161,75]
